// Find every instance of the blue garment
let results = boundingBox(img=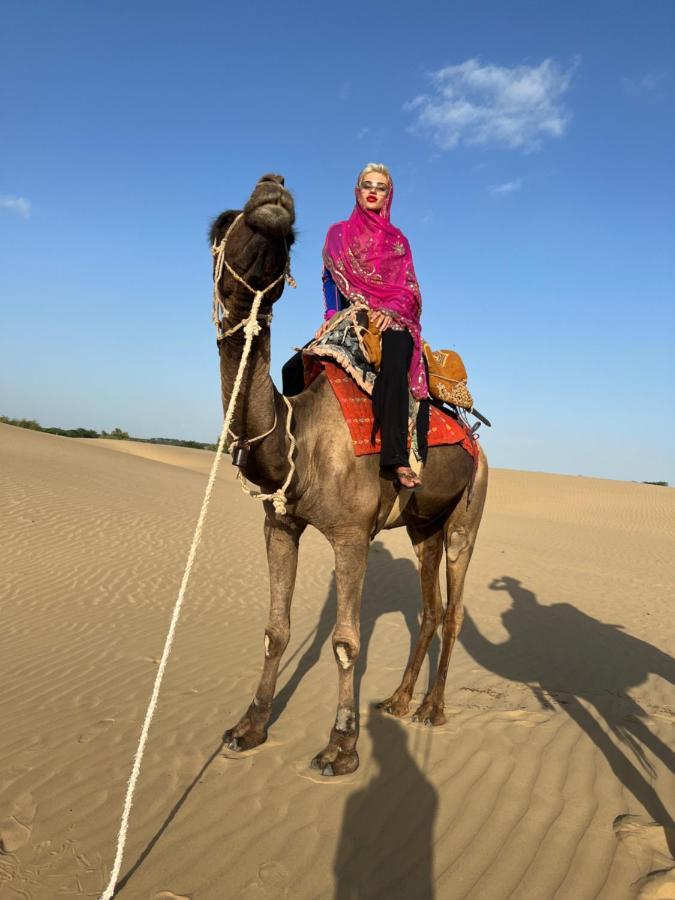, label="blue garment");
[322,267,347,319]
